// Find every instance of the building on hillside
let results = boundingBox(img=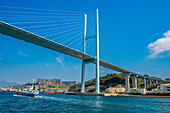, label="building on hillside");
[63,81,77,85]
[105,85,126,93]
[37,79,61,84]
[37,79,46,84]
[68,81,77,85]
[46,79,62,84]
